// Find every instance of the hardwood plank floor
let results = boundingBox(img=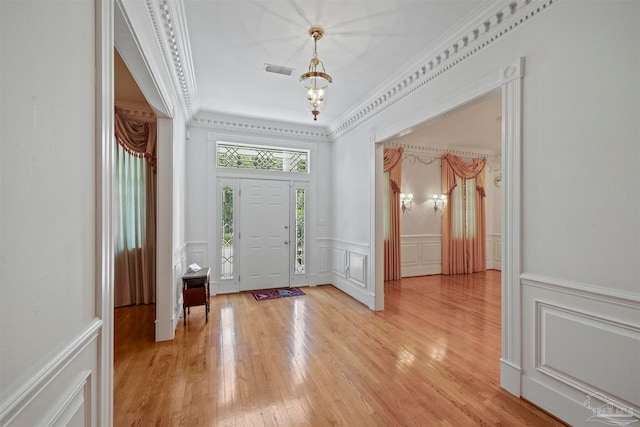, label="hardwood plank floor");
[114,271,565,426]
